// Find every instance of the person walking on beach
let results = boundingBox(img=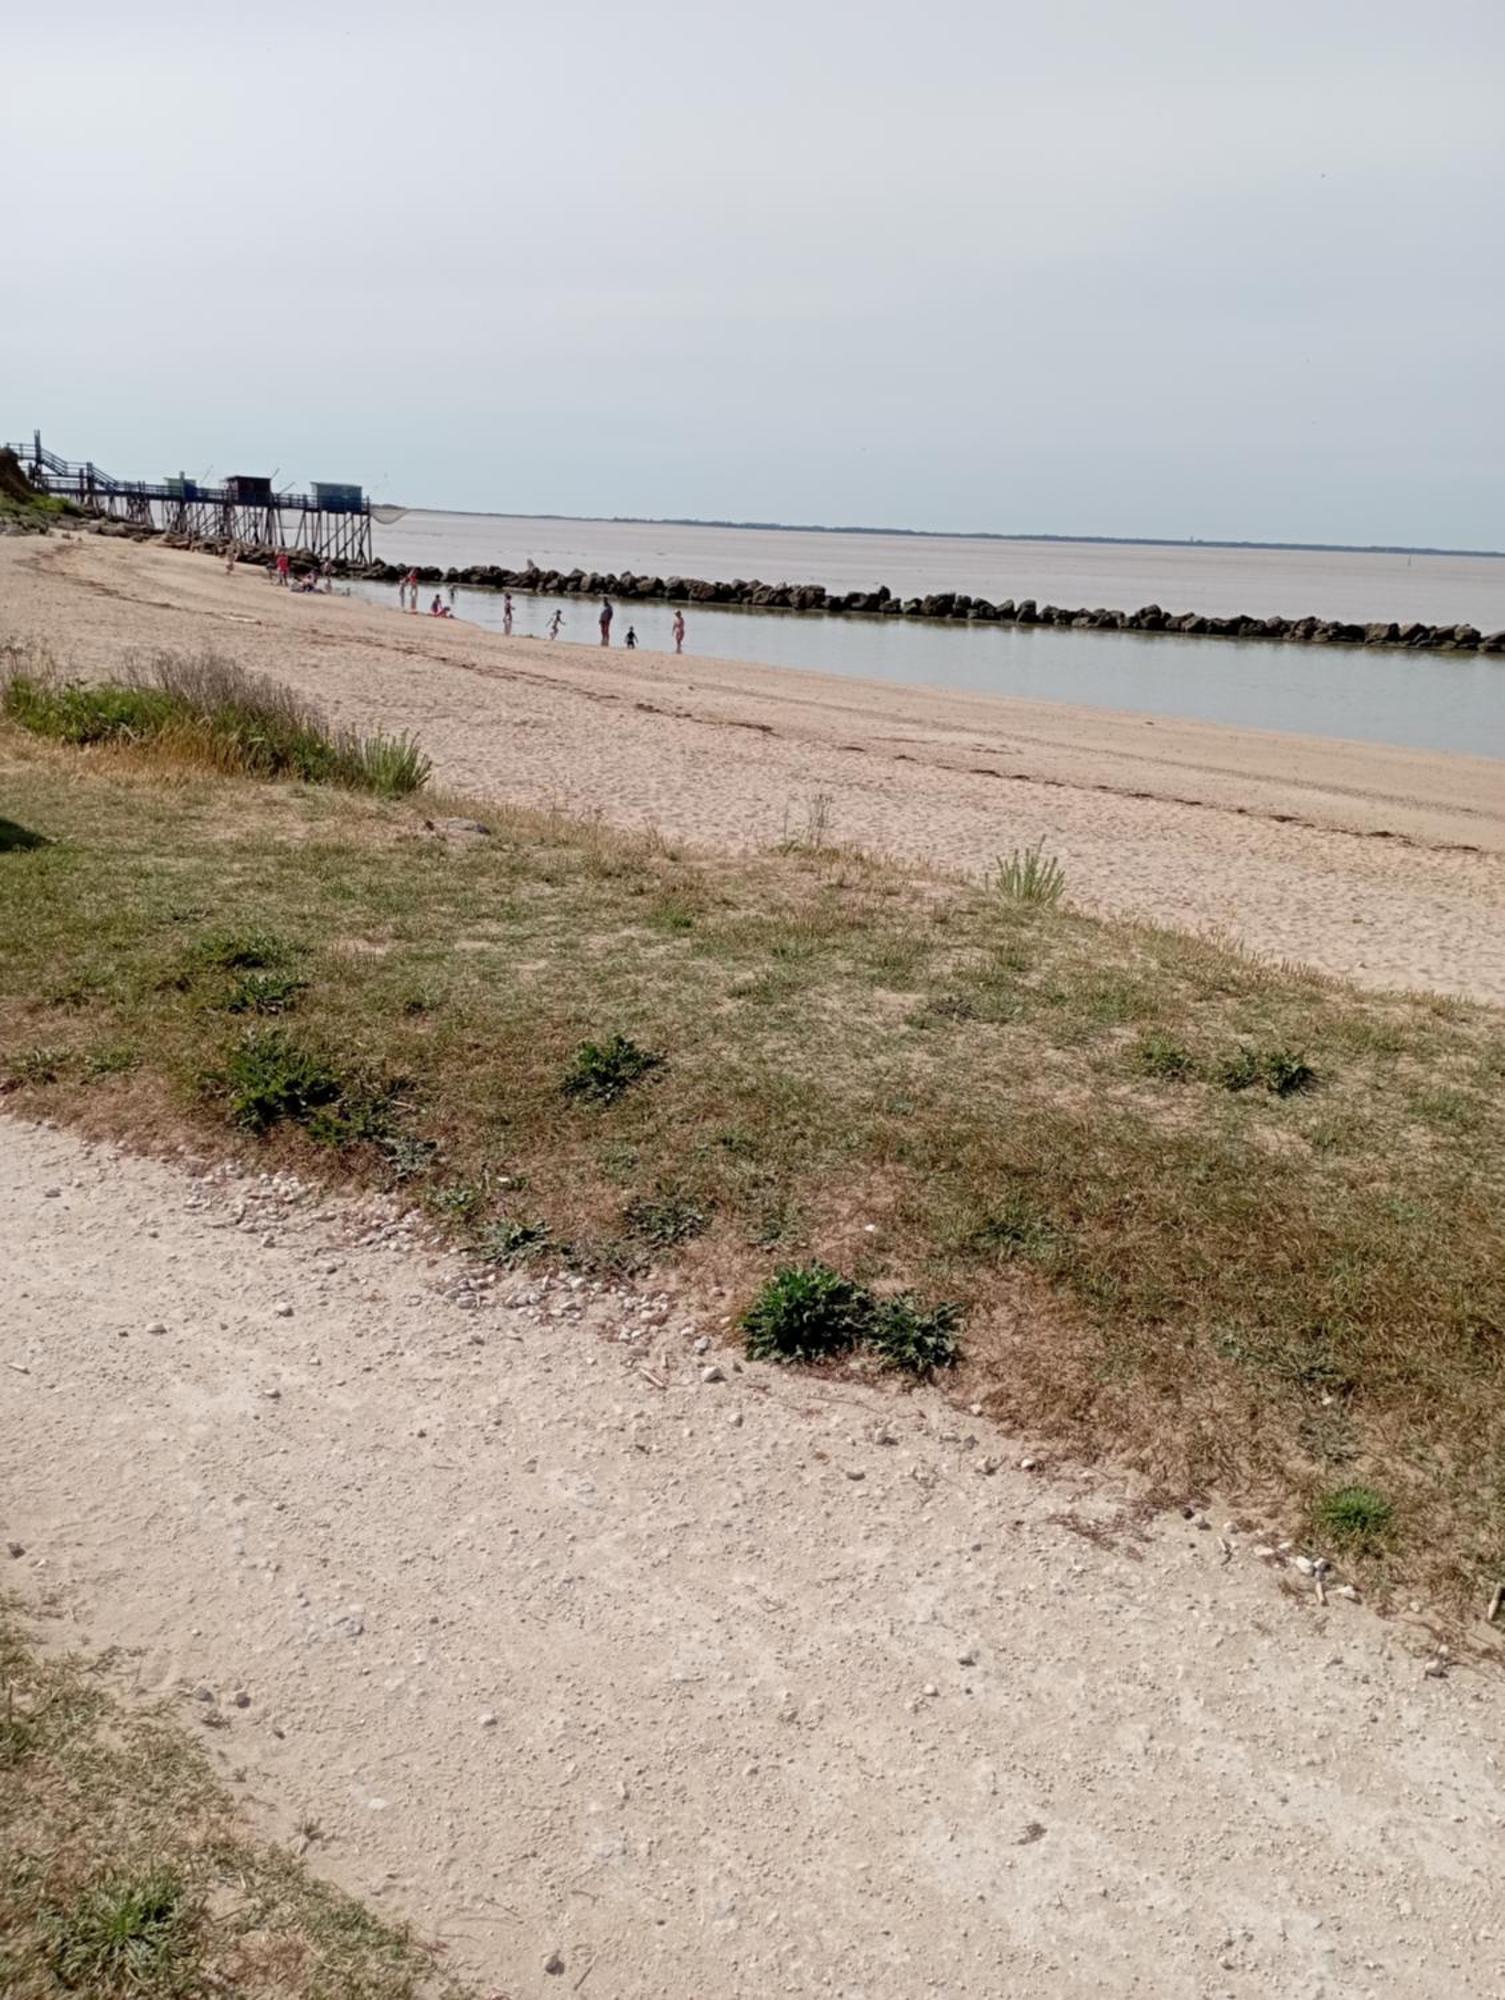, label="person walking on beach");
[547,608,563,640]
[503,591,514,635]
[672,609,686,655]
[275,549,291,587]
[224,541,238,575]
[599,598,614,648]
